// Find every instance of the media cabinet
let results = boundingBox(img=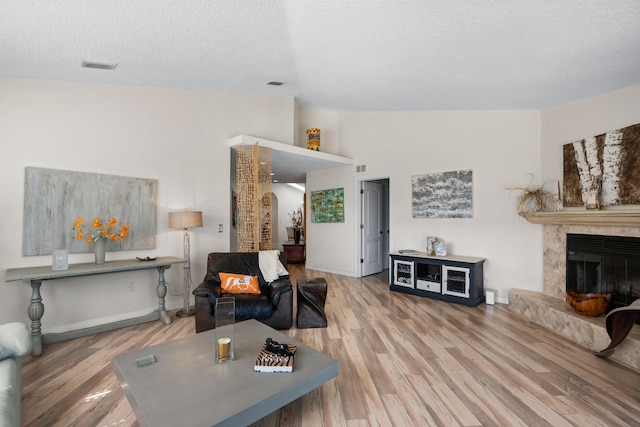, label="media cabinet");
[389,252,485,307]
